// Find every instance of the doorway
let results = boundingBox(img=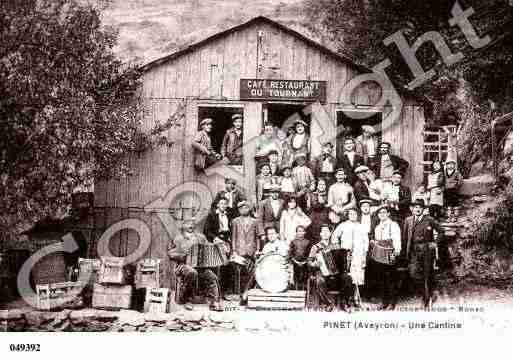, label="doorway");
[336,110,382,159]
